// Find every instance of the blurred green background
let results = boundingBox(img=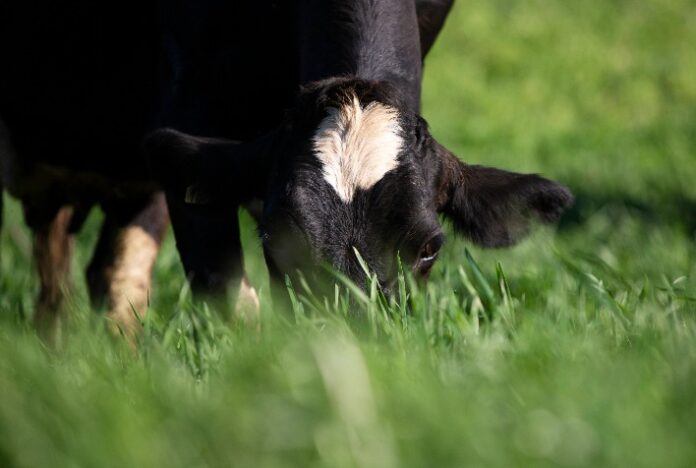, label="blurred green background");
[1,0,696,466]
